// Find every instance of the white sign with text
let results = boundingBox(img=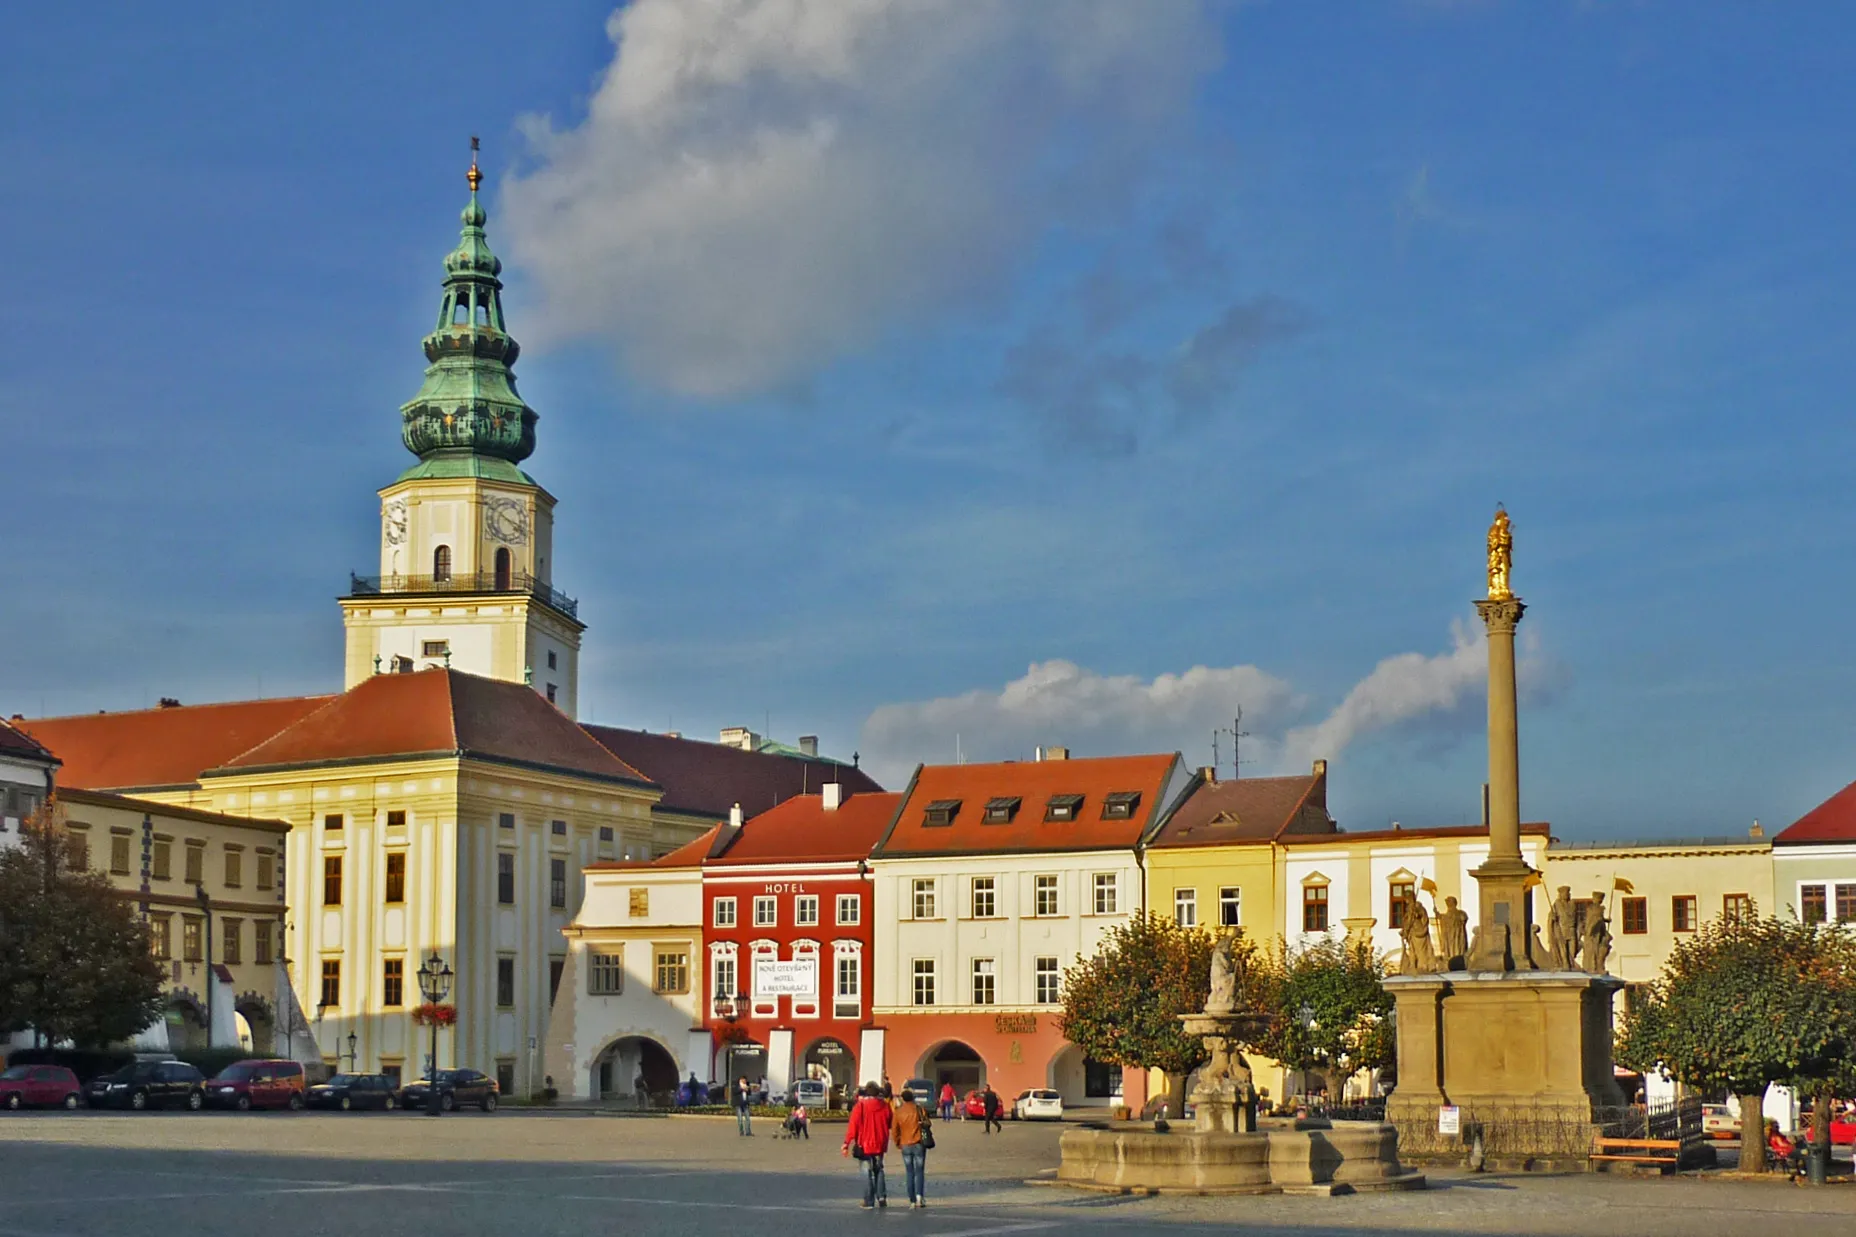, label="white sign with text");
[754,957,817,997]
